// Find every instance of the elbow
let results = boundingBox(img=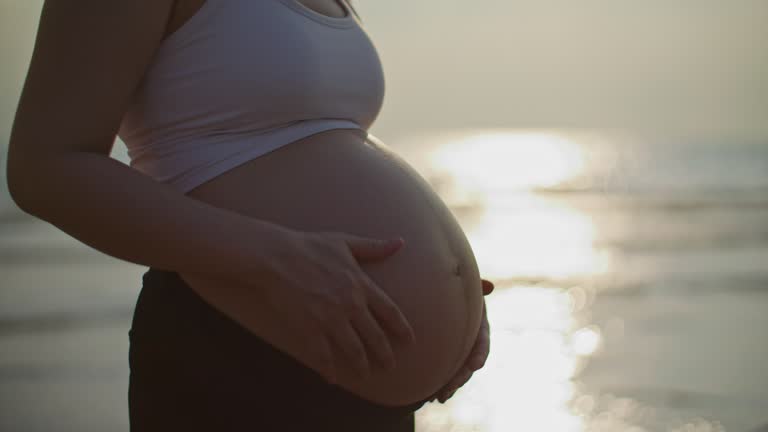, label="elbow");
[5,144,47,216]
[6,155,35,215]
